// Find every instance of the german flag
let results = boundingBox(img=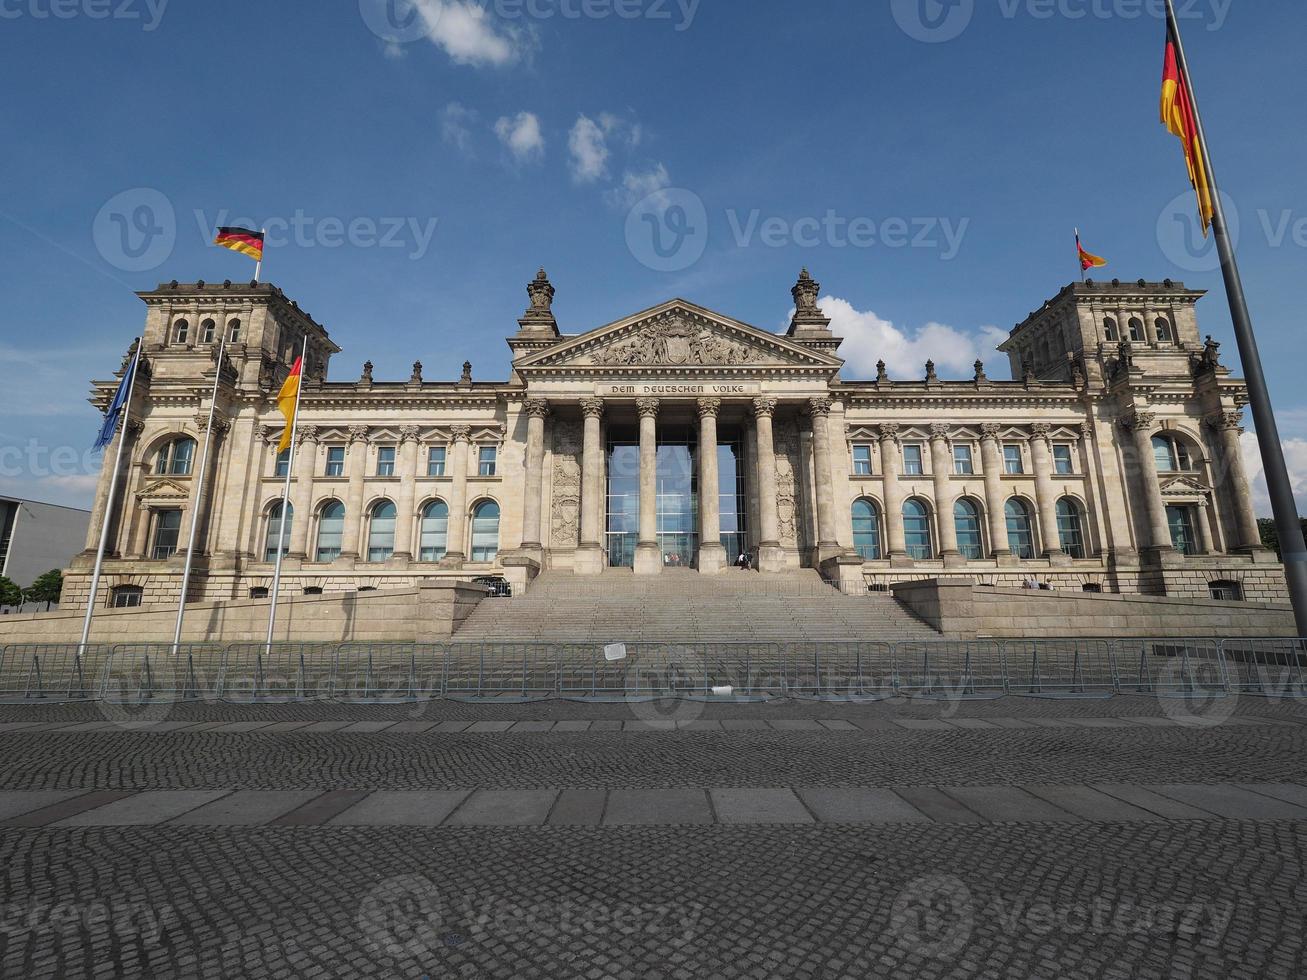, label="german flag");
[275,356,302,454]
[214,226,265,261]
[1161,32,1213,235]
[1076,230,1107,272]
